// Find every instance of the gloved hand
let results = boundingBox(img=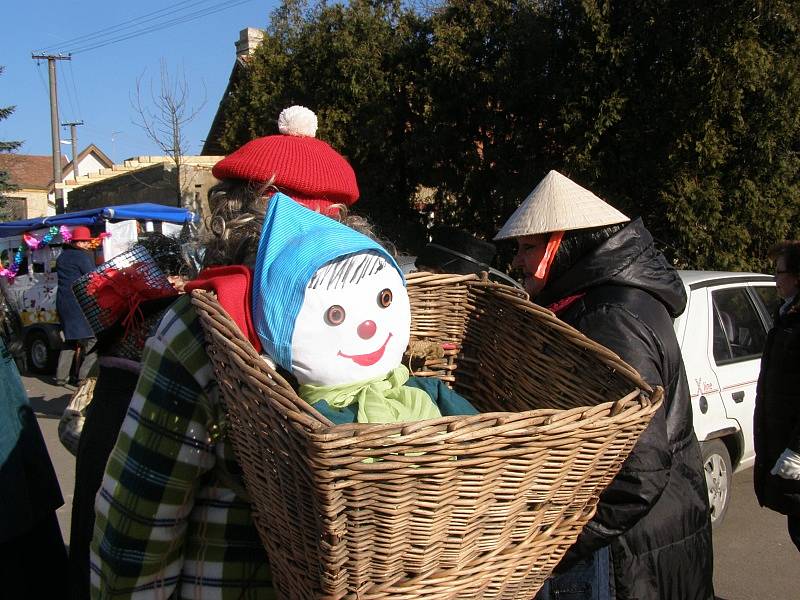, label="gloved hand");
[770,448,800,480]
